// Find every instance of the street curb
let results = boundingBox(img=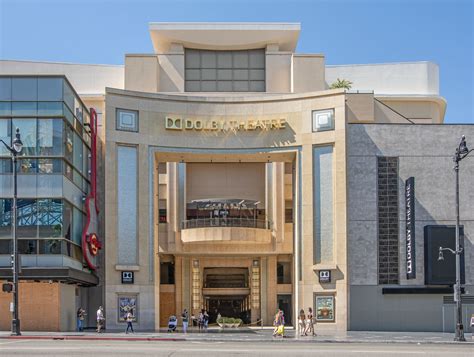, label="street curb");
[1,335,473,345]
